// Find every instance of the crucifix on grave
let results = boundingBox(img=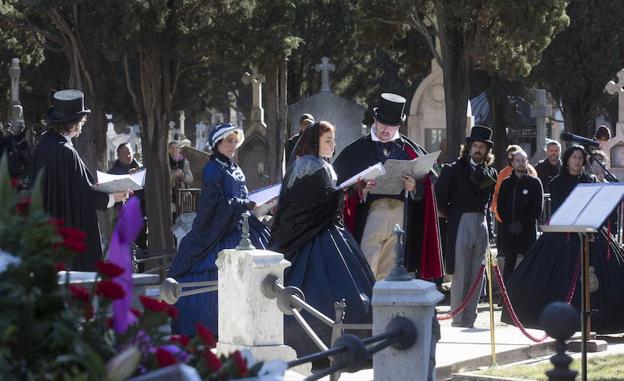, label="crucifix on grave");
[242,69,266,129]
[314,57,335,92]
[530,88,551,162]
[8,58,24,127]
[605,68,624,129]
